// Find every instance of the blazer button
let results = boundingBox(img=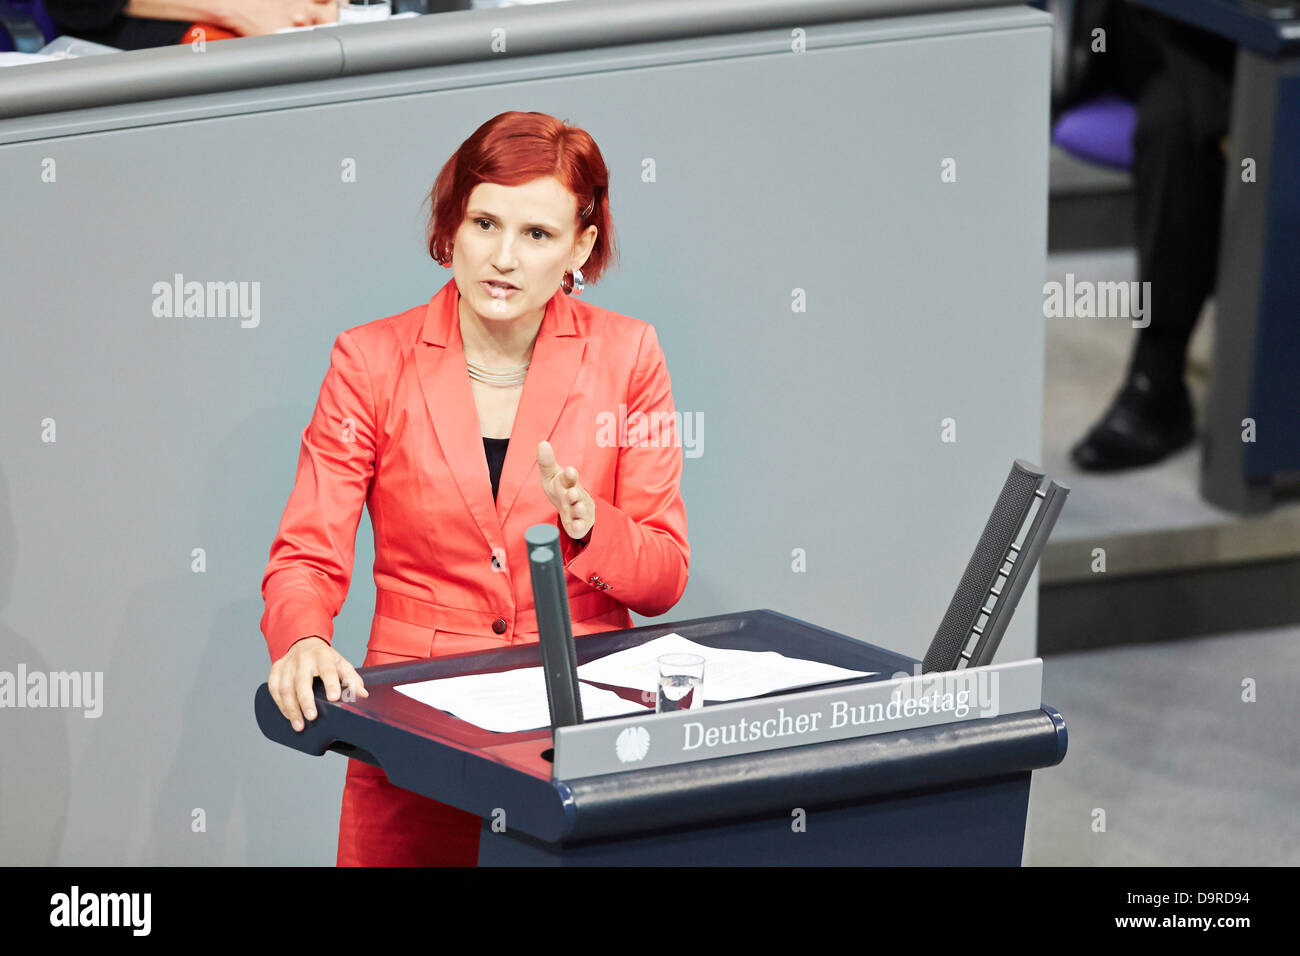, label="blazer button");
[492,618,507,634]
[491,554,501,570]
